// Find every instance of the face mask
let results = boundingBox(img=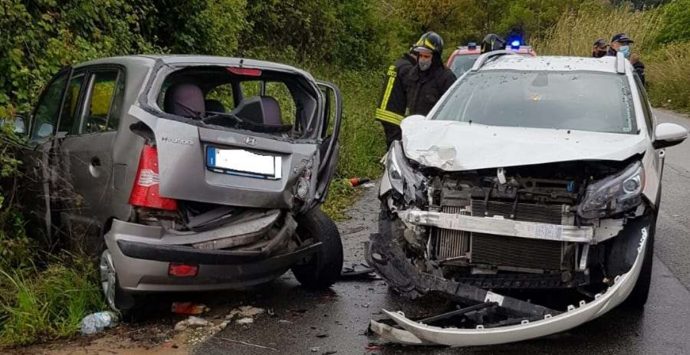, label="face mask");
[619,45,631,58]
[418,58,432,71]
